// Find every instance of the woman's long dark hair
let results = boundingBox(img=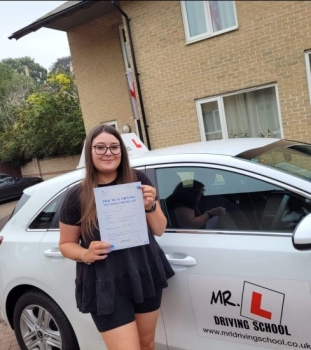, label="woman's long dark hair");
[172,180,204,196]
[168,180,204,212]
[80,124,137,240]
